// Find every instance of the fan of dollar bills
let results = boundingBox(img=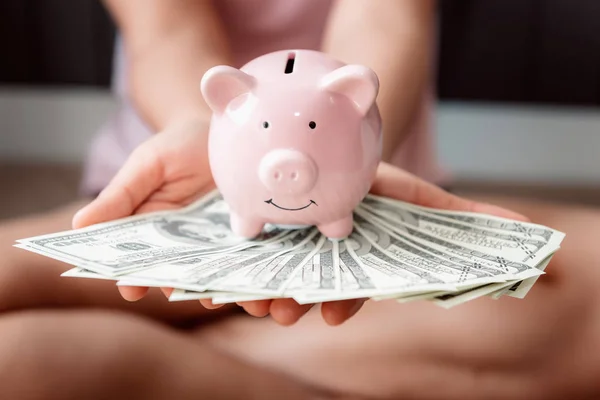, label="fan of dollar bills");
[15,191,565,308]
